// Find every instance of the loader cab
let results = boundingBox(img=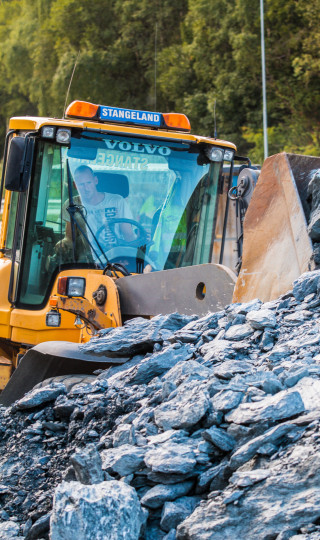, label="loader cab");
[1,102,238,312]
